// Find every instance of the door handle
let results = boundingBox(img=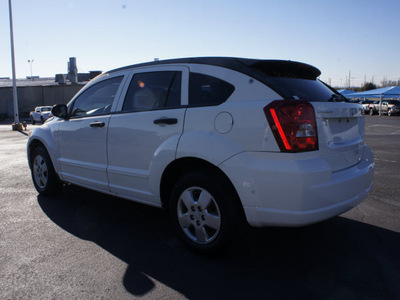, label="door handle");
[153,118,178,125]
[90,121,105,128]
